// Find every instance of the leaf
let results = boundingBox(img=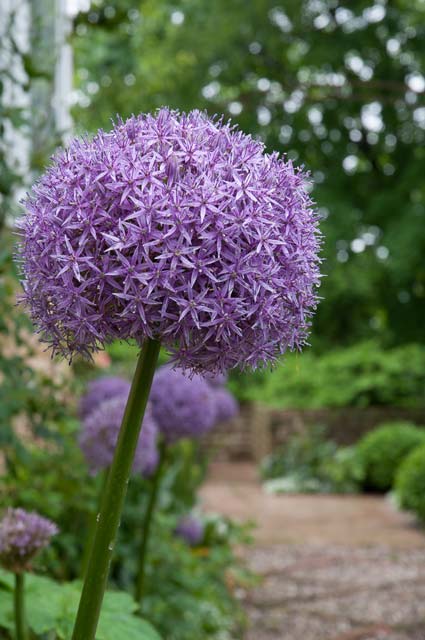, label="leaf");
[26,573,66,635]
[0,569,14,591]
[0,571,162,640]
[0,593,14,632]
[97,611,162,640]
